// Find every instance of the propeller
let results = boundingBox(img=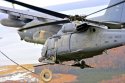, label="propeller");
[5,0,125,30]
